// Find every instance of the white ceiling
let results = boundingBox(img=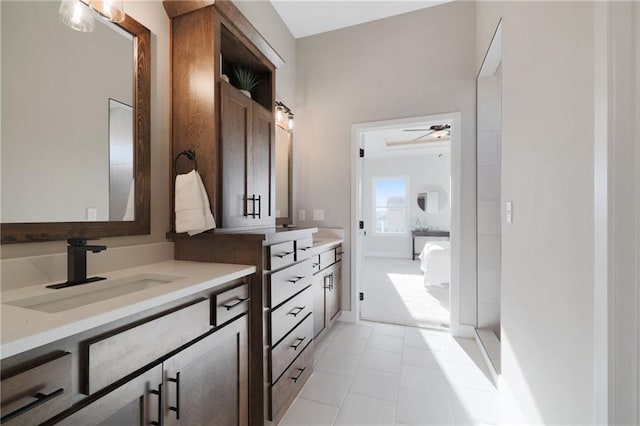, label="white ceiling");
[269,0,454,39]
[363,121,451,158]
